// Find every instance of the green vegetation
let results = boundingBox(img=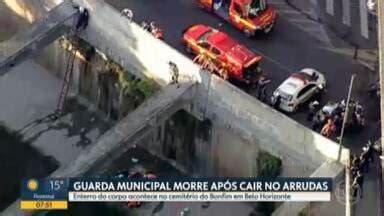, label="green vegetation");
[76,37,95,60]
[60,36,159,101]
[60,36,158,116]
[106,59,159,103]
[297,206,309,216]
[59,36,95,60]
[298,211,308,216]
[255,152,282,215]
[257,151,282,177]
